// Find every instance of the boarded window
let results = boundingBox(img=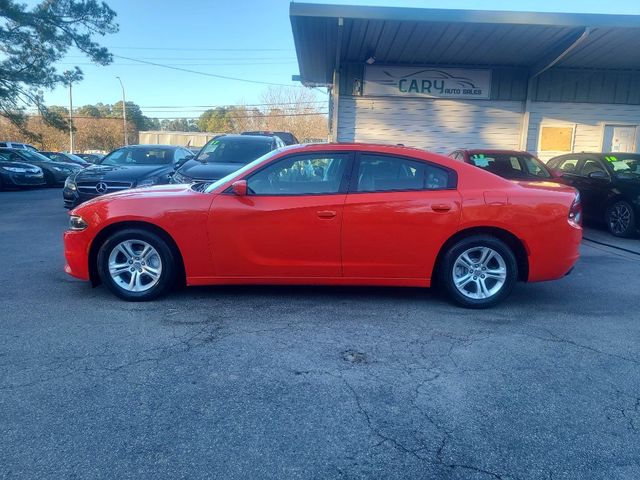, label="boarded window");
[539,126,574,152]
